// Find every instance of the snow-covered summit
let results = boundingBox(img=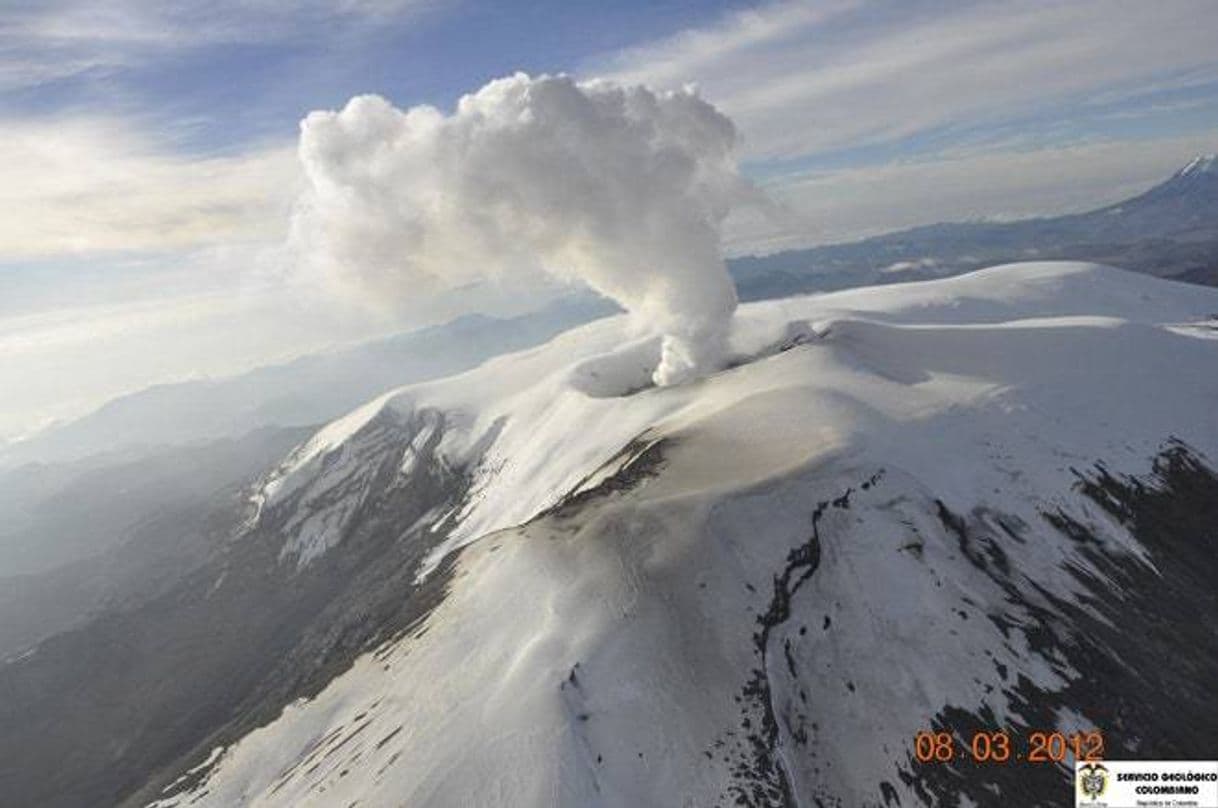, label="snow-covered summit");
[1177,152,1217,177]
[157,262,1218,808]
[252,260,1215,571]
